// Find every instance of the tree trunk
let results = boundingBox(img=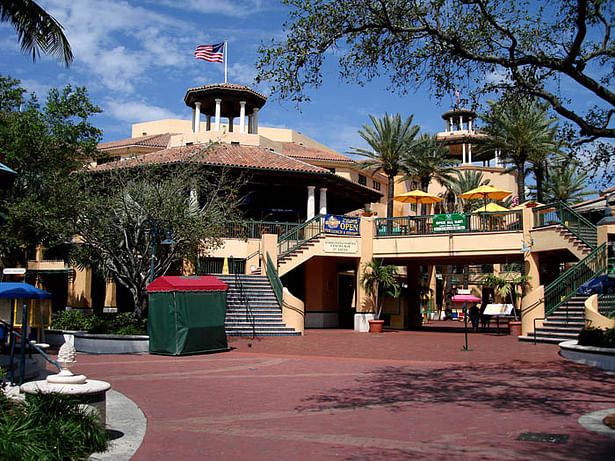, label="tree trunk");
[387,175,394,219]
[517,163,526,203]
